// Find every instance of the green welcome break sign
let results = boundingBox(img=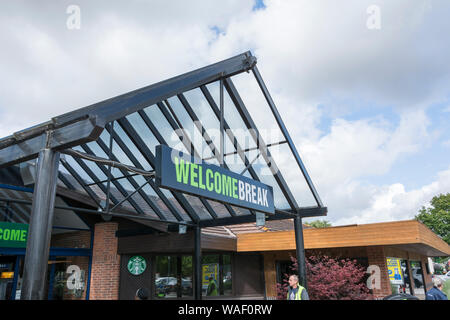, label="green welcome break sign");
[0,222,28,248]
[155,145,275,214]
